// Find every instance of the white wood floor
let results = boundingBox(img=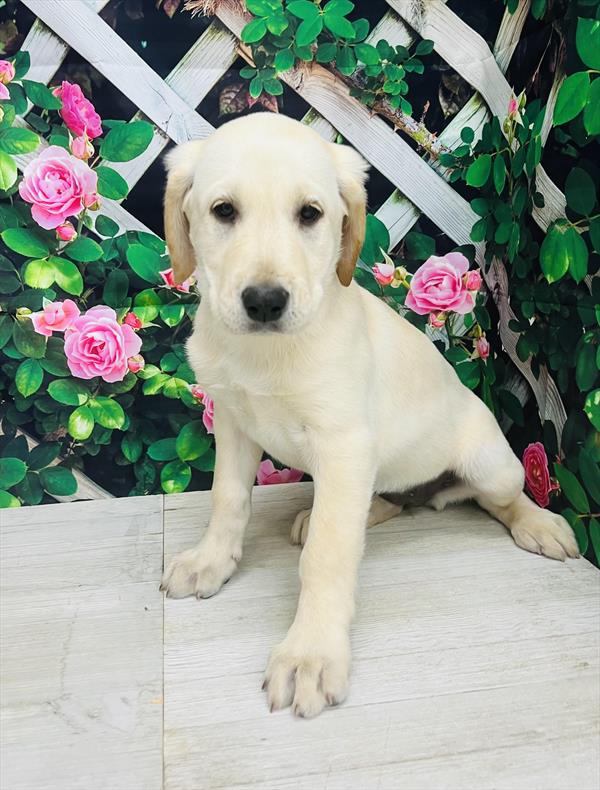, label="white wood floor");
[1,482,599,790]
